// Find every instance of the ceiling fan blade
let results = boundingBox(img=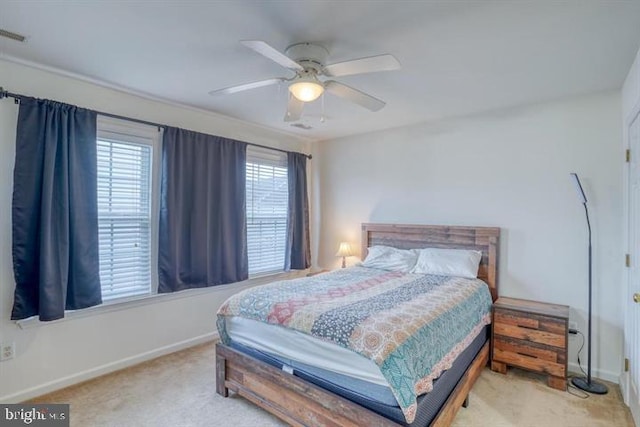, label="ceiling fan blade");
[284,95,304,122]
[323,54,400,77]
[241,40,304,72]
[324,80,386,112]
[208,78,284,96]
